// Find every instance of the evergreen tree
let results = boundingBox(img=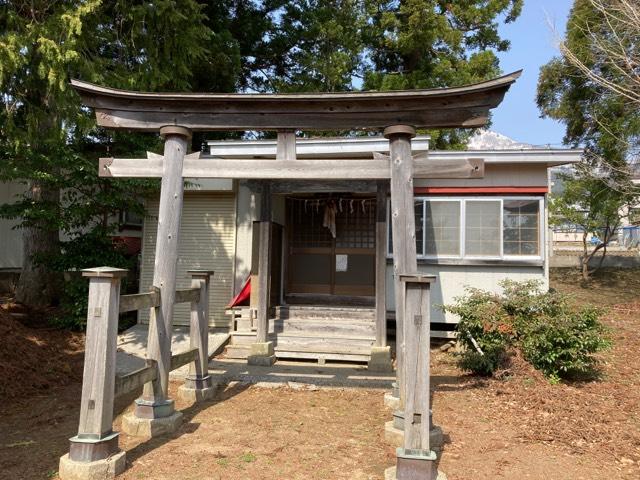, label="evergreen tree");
[362,0,523,148]
[0,1,226,307]
[537,0,640,278]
